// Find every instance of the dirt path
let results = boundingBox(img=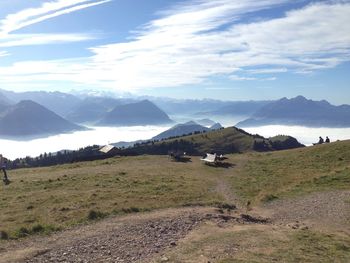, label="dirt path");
[213,156,248,209]
[215,177,241,207]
